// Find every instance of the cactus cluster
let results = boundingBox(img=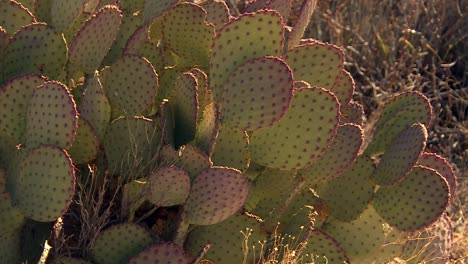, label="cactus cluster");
[0,0,457,263]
